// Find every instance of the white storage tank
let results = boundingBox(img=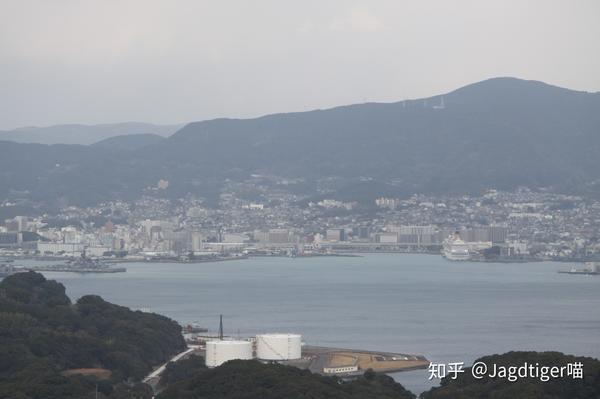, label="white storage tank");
[256,333,302,360]
[205,340,253,368]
